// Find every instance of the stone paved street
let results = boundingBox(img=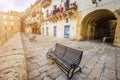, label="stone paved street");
[0,33,27,80]
[1,32,120,80]
[21,33,120,80]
